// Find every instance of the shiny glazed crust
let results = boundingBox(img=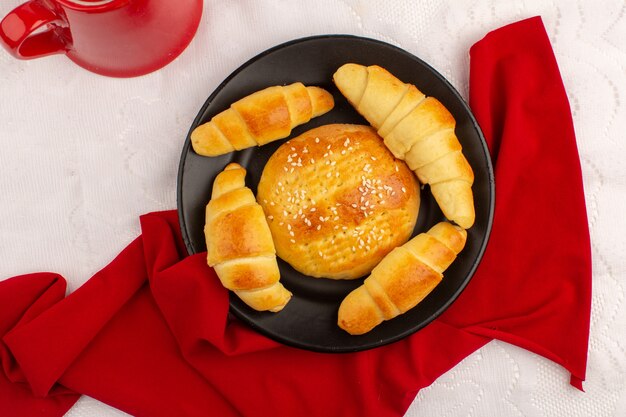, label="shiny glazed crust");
[205,163,292,312]
[256,124,420,280]
[191,83,334,156]
[337,222,467,335]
